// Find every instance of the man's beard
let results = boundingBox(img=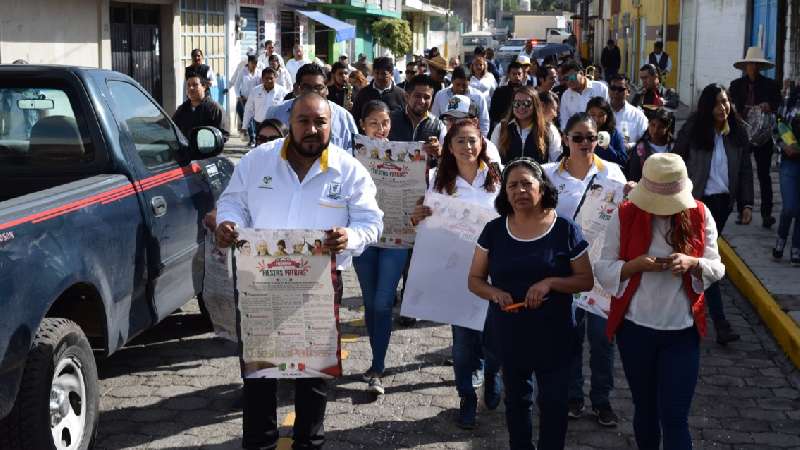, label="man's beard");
[290,132,329,158]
